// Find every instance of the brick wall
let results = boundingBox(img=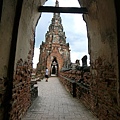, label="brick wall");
[59,69,91,105]
[90,57,120,120]
[59,64,120,120]
[0,77,7,119]
[9,59,32,120]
